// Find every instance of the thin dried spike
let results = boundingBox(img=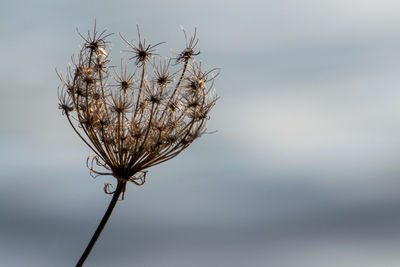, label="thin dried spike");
[180,25,189,48]
[77,28,90,43]
[119,33,135,50]
[92,20,97,39]
[136,24,142,44]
